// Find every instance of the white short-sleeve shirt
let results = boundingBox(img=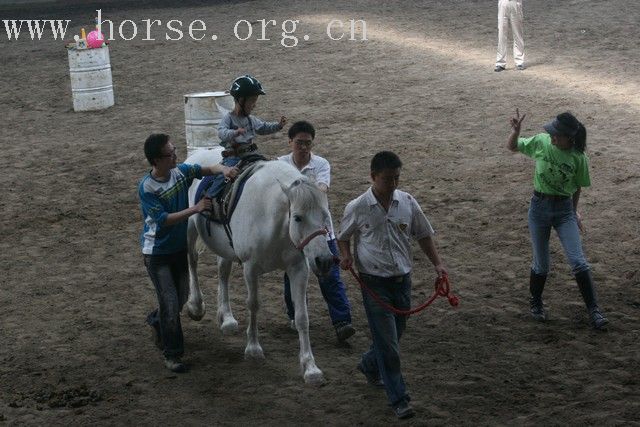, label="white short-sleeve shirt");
[278,153,335,240]
[337,188,435,277]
